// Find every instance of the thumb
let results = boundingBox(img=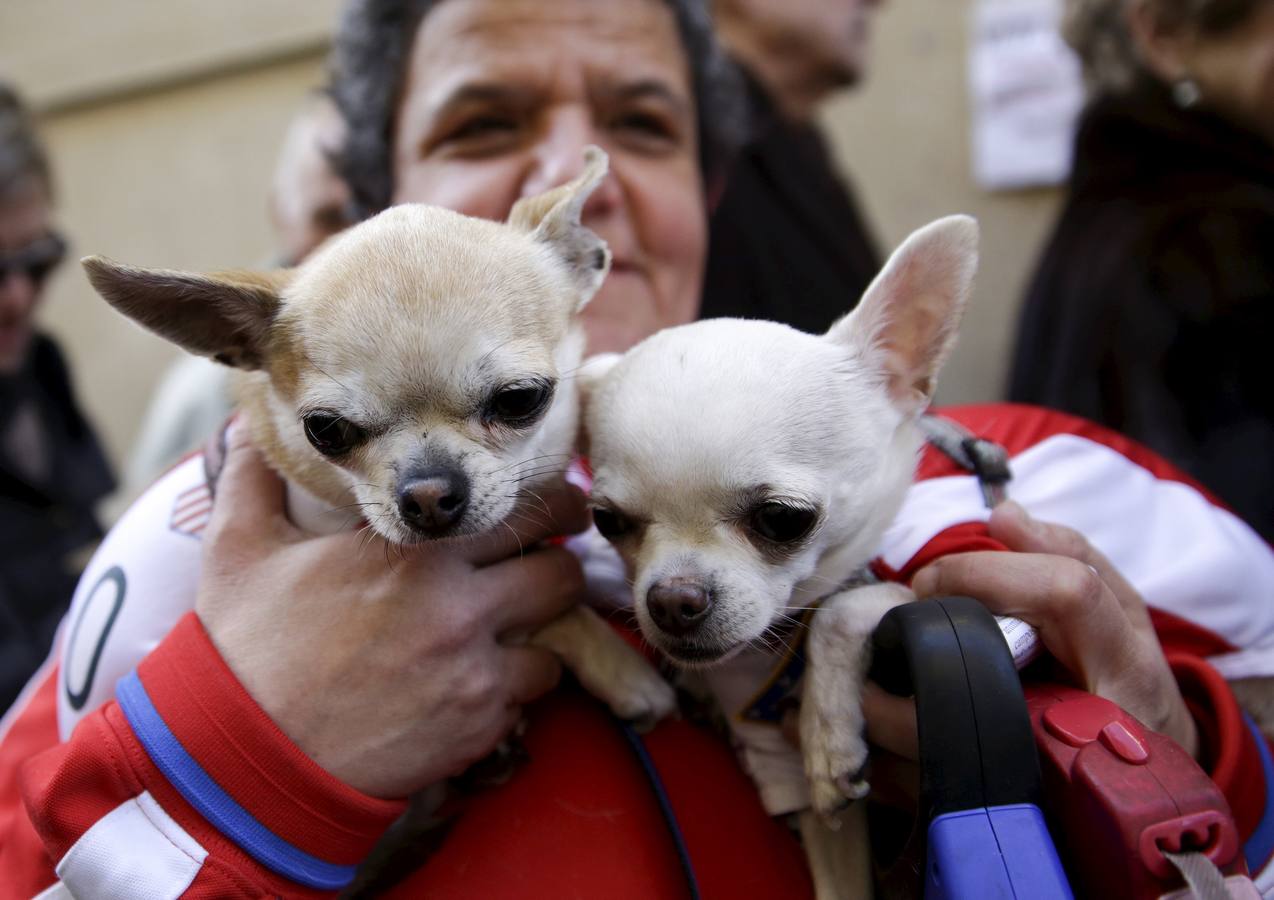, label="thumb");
[205,417,294,544]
